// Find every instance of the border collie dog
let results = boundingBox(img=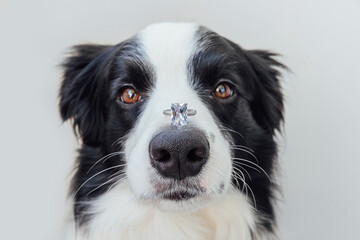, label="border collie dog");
[60,22,285,240]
